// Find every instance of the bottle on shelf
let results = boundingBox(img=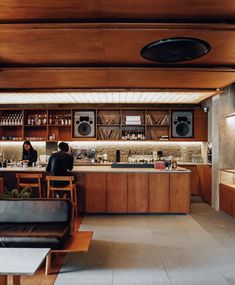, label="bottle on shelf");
[61,115,64,125]
[68,114,71,125]
[27,115,31,125]
[37,115,41,125]
[43,114,47,125]
[64,115,68,125]
[0,112,23,126]
[55,115,59,125]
